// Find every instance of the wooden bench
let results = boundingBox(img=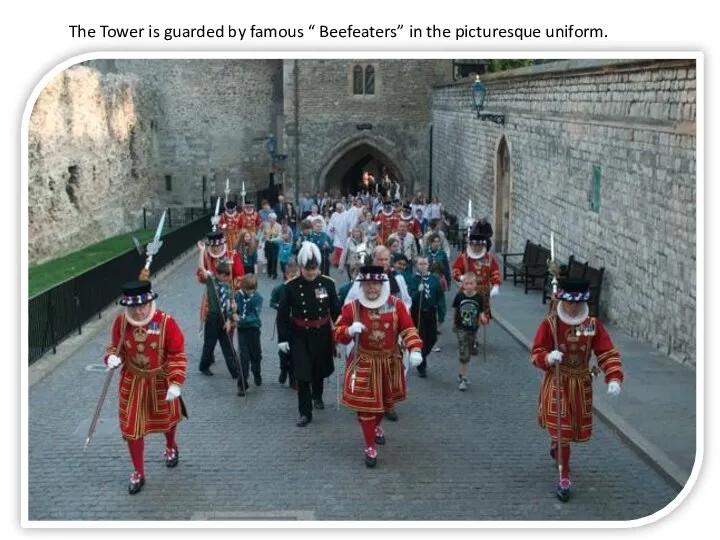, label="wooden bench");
[542,259,605,319]
[502,240,551,293]
[542,255,589,304]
